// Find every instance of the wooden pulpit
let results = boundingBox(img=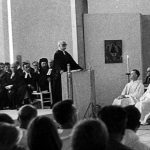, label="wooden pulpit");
[61,69,96,119]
